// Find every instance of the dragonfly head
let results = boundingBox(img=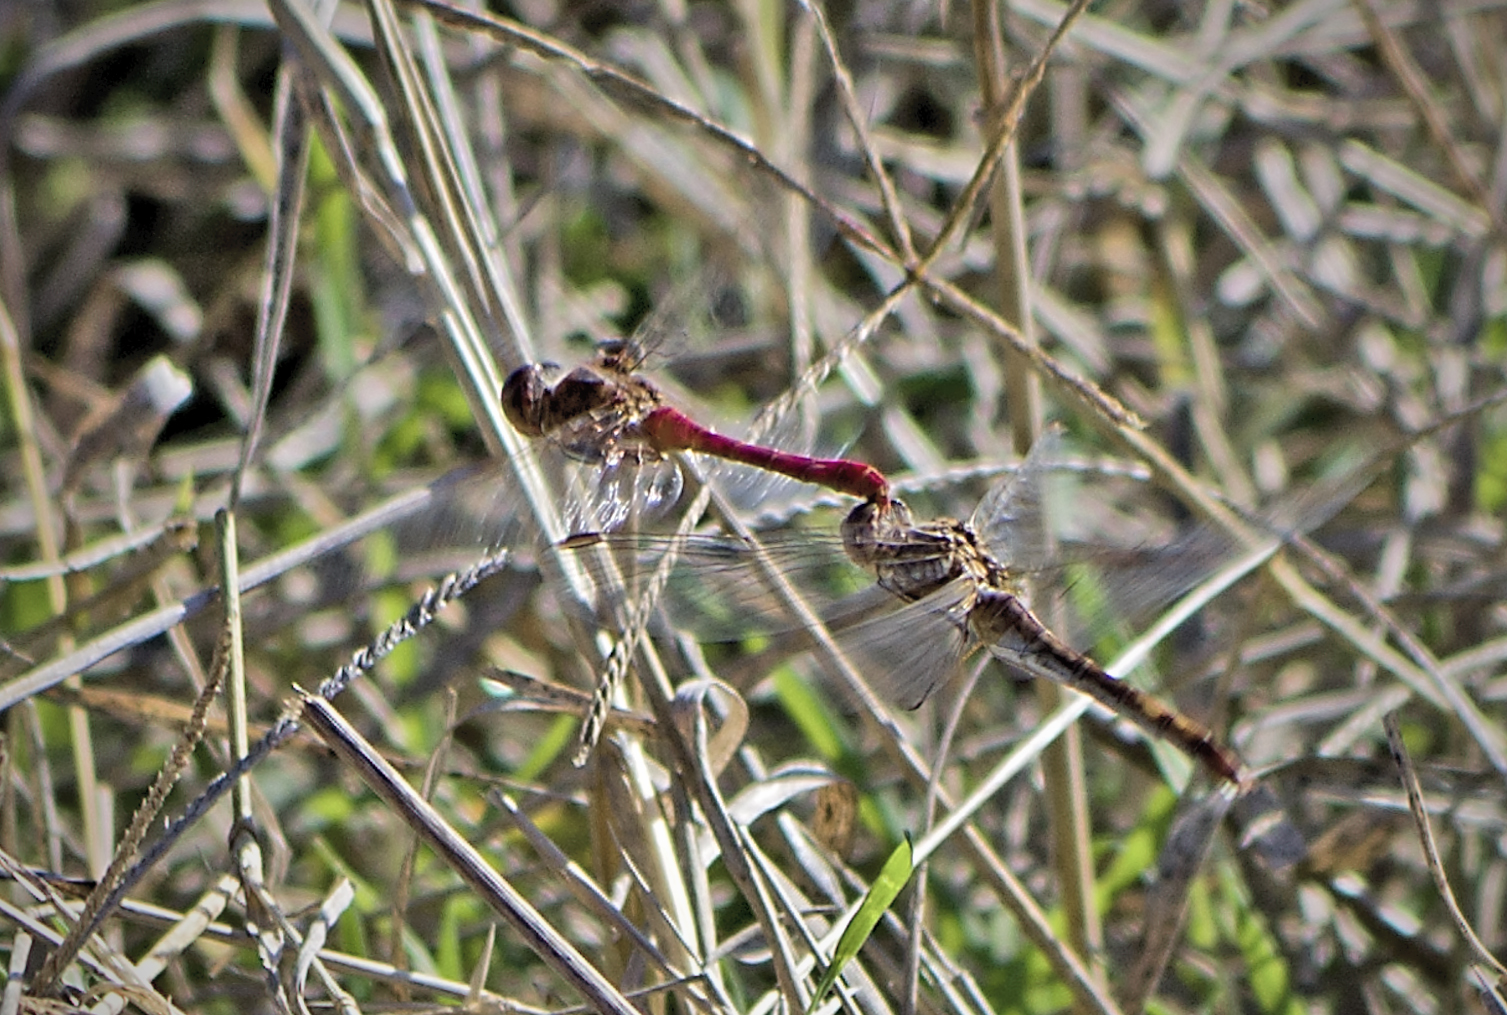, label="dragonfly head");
[840,496,915,570]
[500,365,551,436]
